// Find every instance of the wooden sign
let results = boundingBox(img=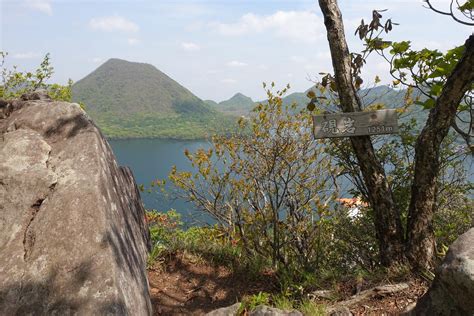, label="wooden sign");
[313,109,399,139]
